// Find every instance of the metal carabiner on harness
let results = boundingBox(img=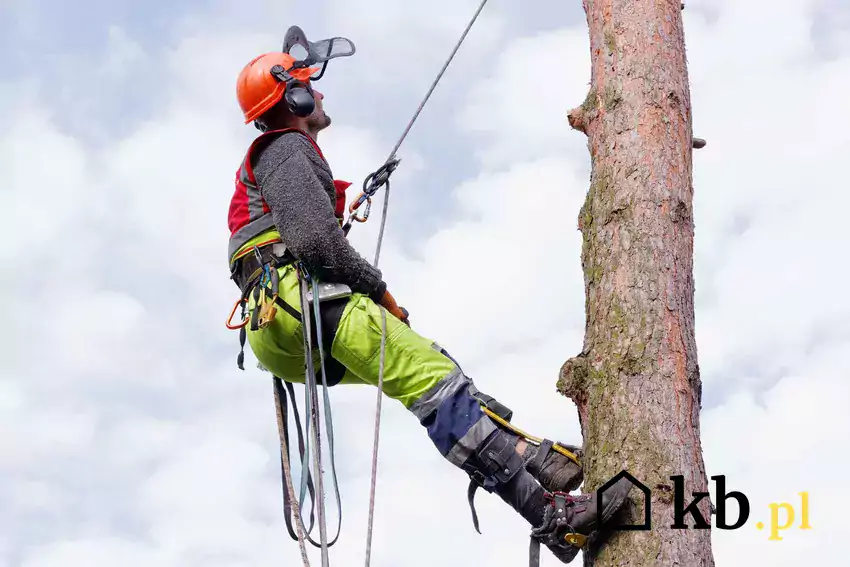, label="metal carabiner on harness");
[348,193,372,223]
[226,299,250,330]
[247,245,278,329]
[257,264,280,329]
